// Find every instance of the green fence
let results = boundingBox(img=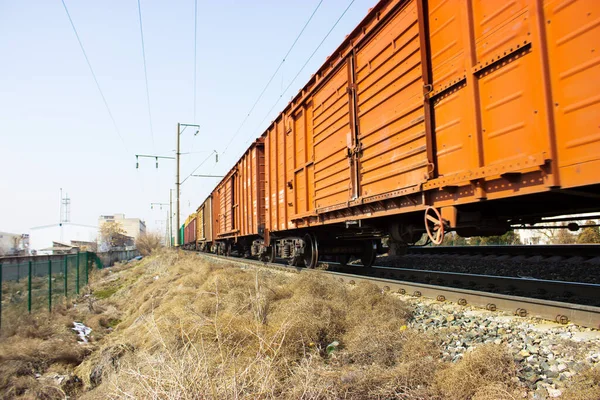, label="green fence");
[0,252,99,330]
